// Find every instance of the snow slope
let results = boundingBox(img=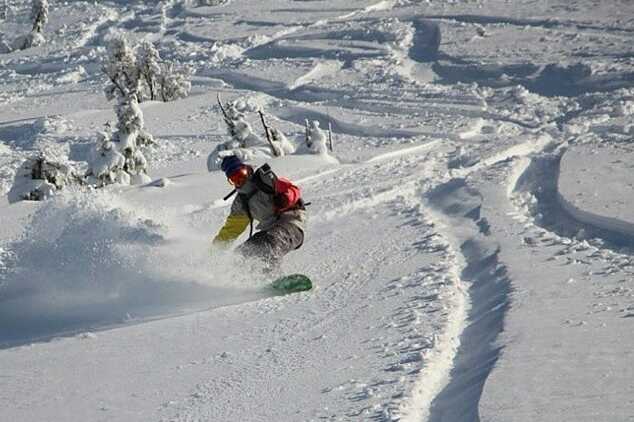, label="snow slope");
[2,0,634,421]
